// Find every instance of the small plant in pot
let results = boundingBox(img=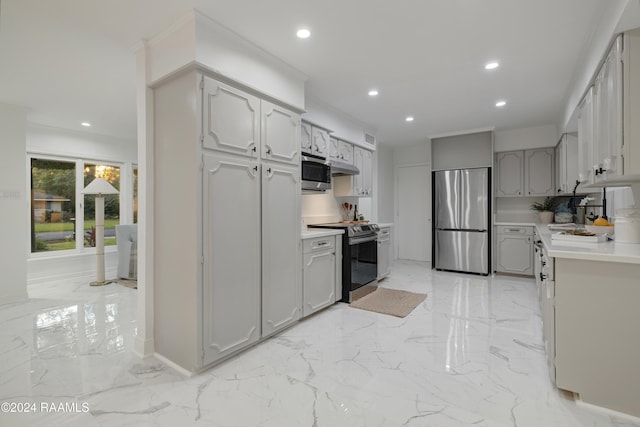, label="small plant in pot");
[531,197,557,224]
